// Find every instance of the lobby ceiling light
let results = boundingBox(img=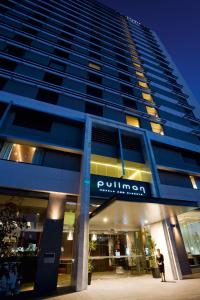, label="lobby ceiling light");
[91,233,97,241]
[103,217,108,223]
